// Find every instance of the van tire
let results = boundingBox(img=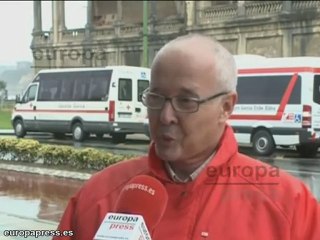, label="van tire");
[14,119,26,138]
[296,144,318,158]
[252,130,275,156]
[72,123,87,142]
[111,133,126,144]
